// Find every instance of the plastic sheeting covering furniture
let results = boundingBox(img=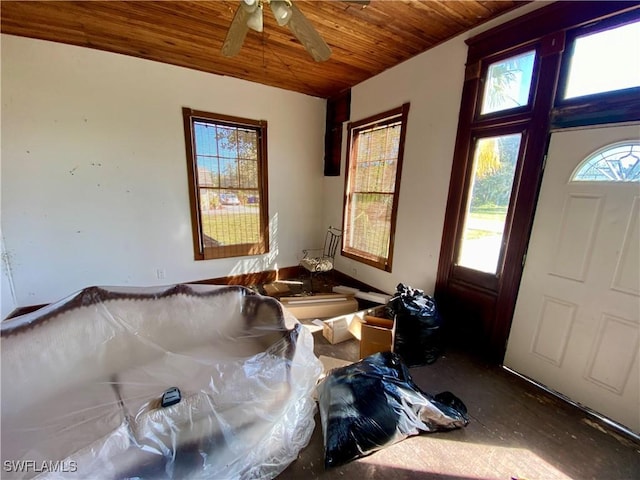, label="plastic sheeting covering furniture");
[1,284,323,479]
